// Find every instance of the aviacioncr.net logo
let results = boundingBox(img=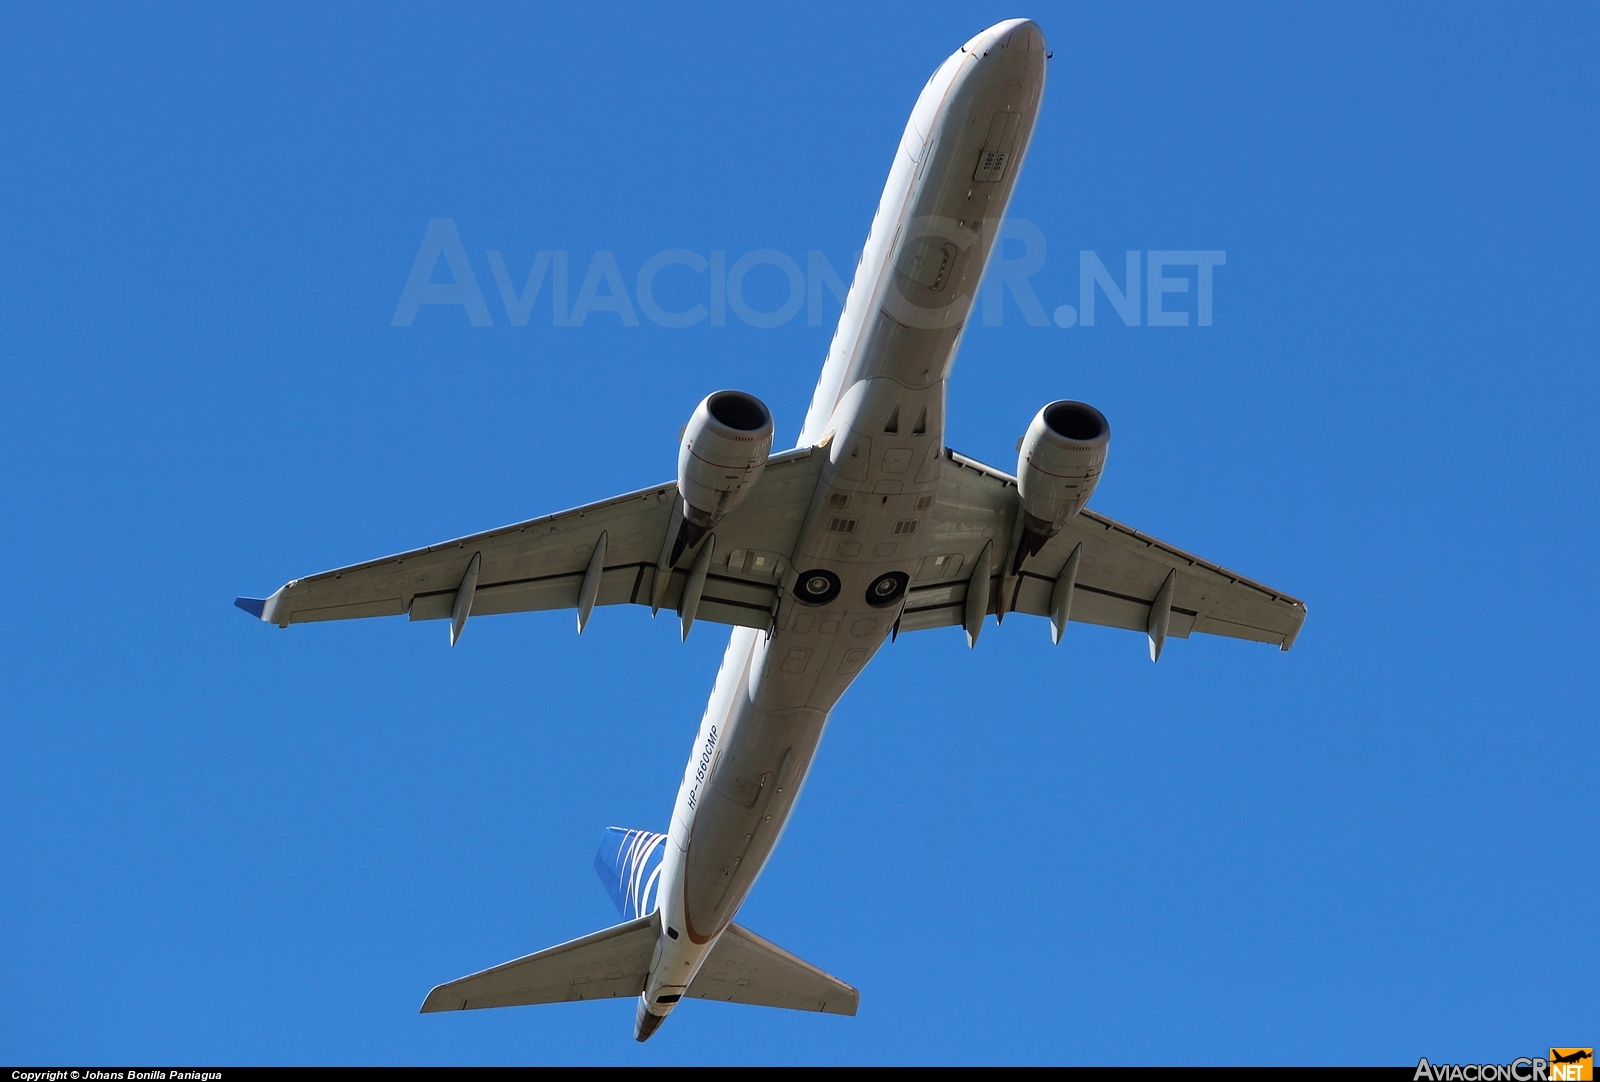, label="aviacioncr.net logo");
[1414,1049,1591,1081]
